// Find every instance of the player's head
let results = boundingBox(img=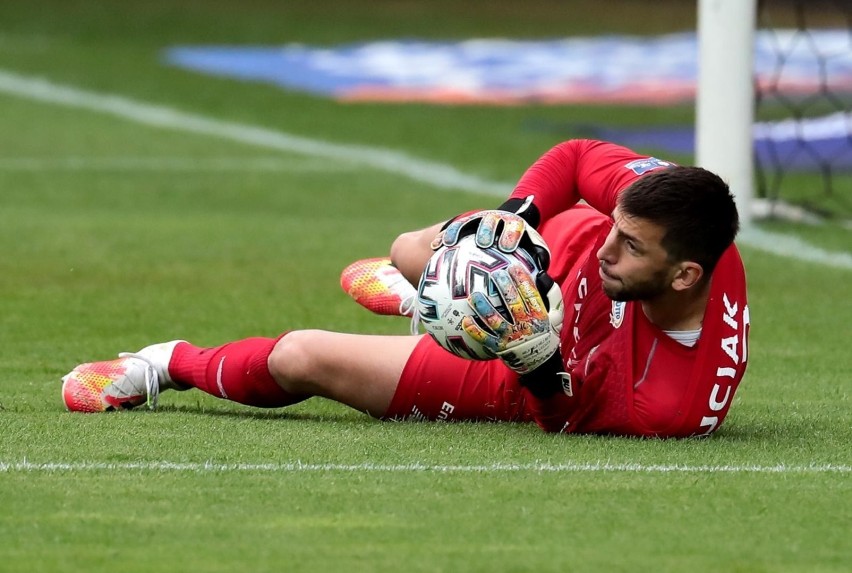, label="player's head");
[620,166,739,274]
[597,166,739,301]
